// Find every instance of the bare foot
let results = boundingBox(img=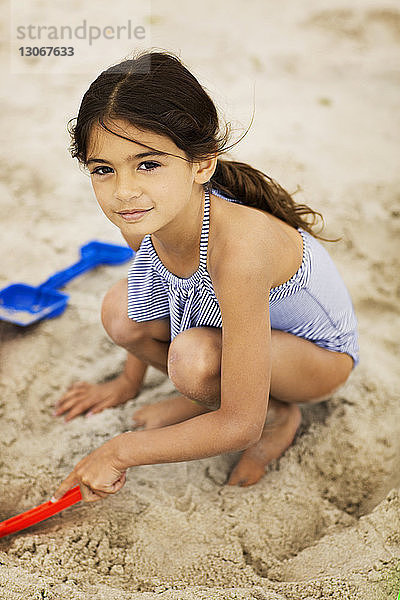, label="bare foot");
[227,399,302,487]
[54,373,141,422]
[131,394,209,430]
